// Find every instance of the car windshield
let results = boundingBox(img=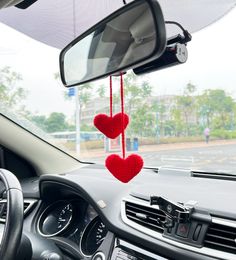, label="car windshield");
[0,6,236,174]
